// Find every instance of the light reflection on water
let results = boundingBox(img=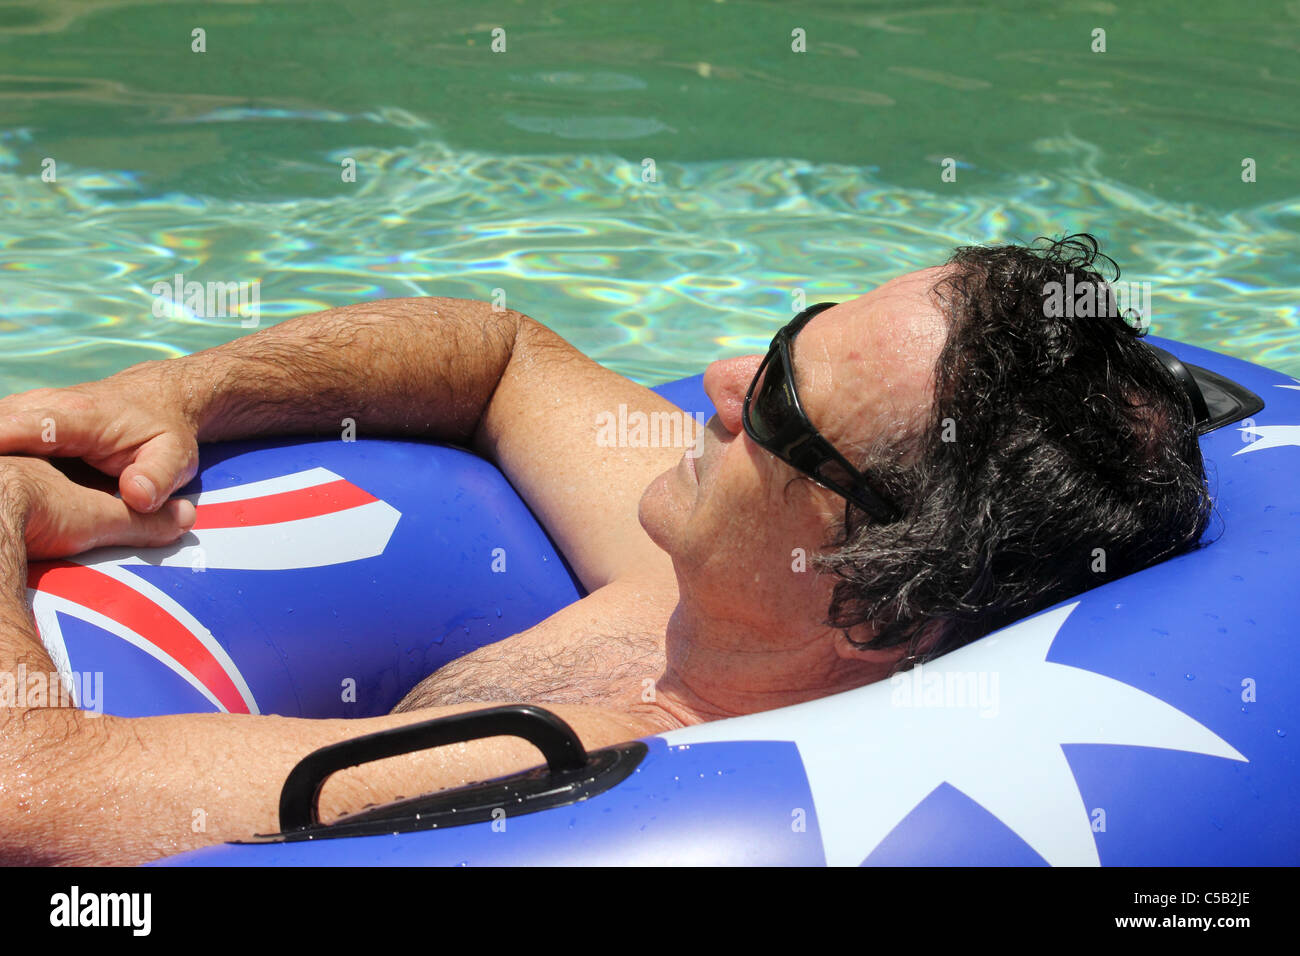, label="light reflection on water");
[1,129,1298,390]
